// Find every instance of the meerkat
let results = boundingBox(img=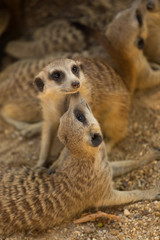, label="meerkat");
[91,0,160,92]
[5,20,87,59]
[0,93,159,236]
